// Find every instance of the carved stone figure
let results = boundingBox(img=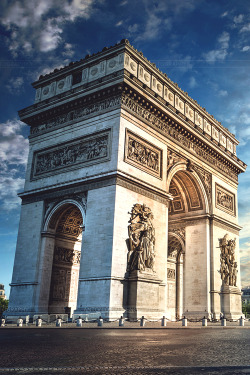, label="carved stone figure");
[219,234,237,286]
[127,204,155,272]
